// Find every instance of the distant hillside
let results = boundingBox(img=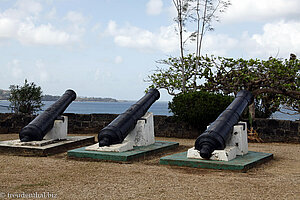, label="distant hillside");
[42,95,60,101]
[75,97,118,102]
[0,89,10,100]
[0,89,118,102]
